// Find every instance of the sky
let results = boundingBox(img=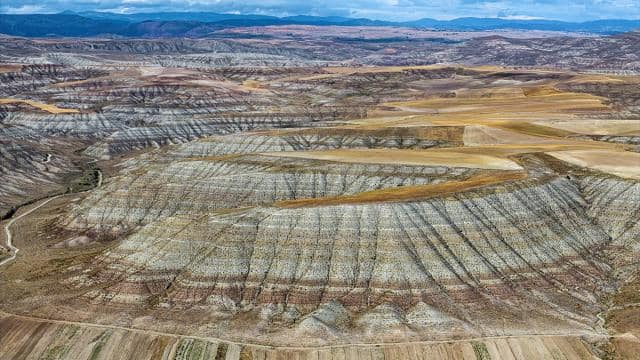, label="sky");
[1,0,639,22]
